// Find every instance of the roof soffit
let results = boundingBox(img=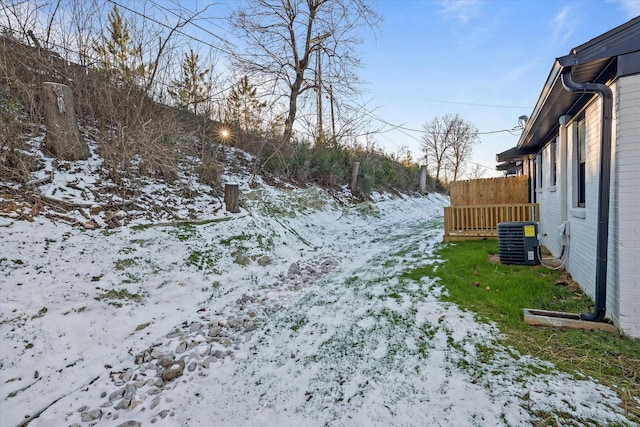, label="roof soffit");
[516,17,640,153]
